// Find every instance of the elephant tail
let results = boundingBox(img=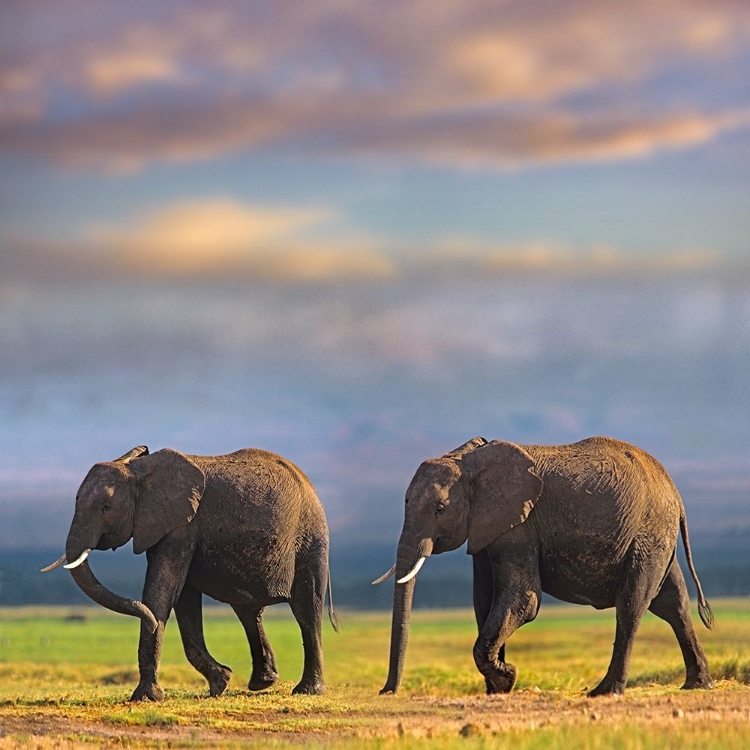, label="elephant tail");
[680,511,714,630]
[327,570,340,633]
